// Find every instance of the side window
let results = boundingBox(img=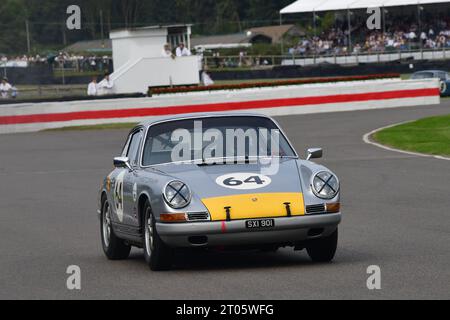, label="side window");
[127,130,144,167]
[121,136,132,157]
